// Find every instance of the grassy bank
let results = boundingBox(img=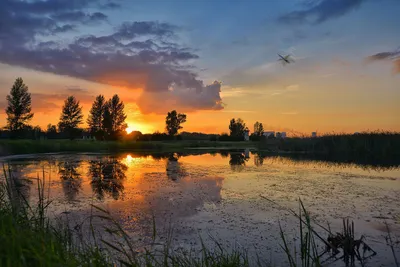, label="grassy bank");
[260,132,400,158]
[0,140,255,156]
